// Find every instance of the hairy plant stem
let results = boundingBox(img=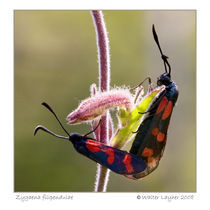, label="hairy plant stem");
[91,10,111,192]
